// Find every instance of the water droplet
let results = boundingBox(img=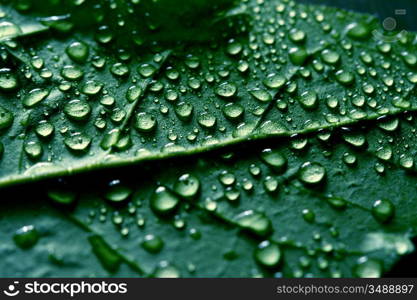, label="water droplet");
[289,29,306,43]
[105,180,132,203]
[138,63,156,78]
[135,112,157,132]
[66,41,89,62]
[372,199,395,223]
[343,152,357,166]
[0,68,18,91]
[64,99,91,121]
[399,155,414,169]
[326,196,347,210]
[335,70,355,85]
[321,49,340,65]
[378,118,398,132]
[174,174,200,199]
[219,171,235,186]
[302,209,315,223]
[260,148,287,171]
[289,47,308,65]
[61,65,83,80]
[154,261,180,278]
[0,105,13,129]
[111,62,129,77]
[141,234,164,253]
[375,146,392,161]
[151,186,180,215]
[263,73,286,89]
[13,225,39,249]
[234,210,272,236]
[226,39,242,55]
[223,103,244,120]
[82,80,103,95]
[299,162,326,185]
[402,52,417,67]
[254,241,281,267]
[250,88,272,102]
[64,132,91,151]
[346,22,371,40]
[175,102,193,120]
[299,91,318,109]
[197,112,216,128]
[354,257,382,278]
[23,88,49,108]
[264,176,278,193]
[0,21,21,40]
[215,82,237,98]
[342,132,365,147]
[24,141,42,159]
[35,121,54,138]
[225,187,240,201]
